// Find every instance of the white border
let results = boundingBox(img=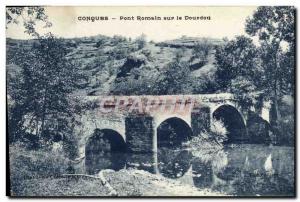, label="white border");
[2,0,300,6]
[1,0,299,201]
